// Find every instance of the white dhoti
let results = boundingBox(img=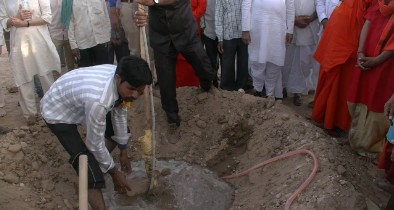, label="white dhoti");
[250,61,282,98]
[19,72,54,118]
[282,44,316,94]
